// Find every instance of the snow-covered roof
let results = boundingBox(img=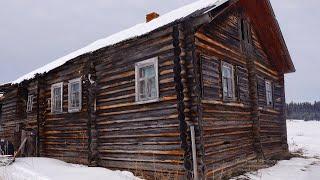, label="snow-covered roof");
[12,0,228,84]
